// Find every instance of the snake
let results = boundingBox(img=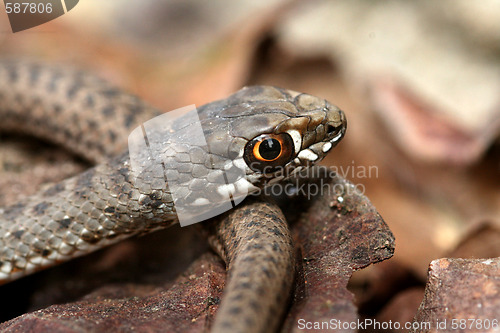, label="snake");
[0,60,346,332]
